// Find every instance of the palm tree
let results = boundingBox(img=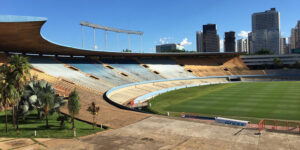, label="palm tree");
[8,55,32,91]
[8,55,32,129]
[68,89,80,130]
[87,102,100,129]
[0,65,20,132]
[41,92,54,128]
[18,79,66,119]
[0,73,3,99]
[0,73,3,130]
